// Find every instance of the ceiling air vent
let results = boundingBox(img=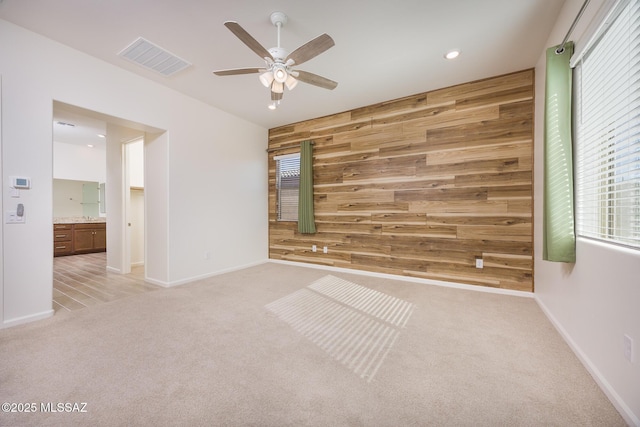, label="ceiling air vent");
[118,37,191,77]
